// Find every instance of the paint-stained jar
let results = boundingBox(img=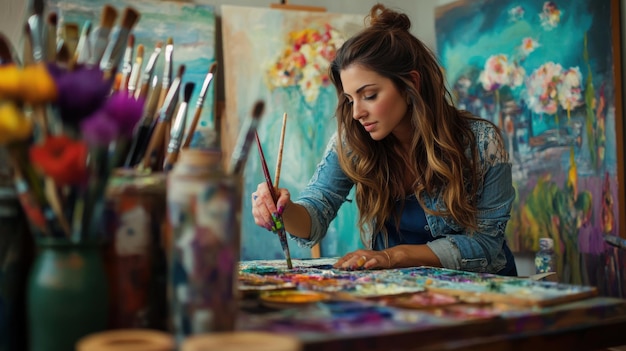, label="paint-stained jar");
[166,148,240,342]
[103,170,168,330]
